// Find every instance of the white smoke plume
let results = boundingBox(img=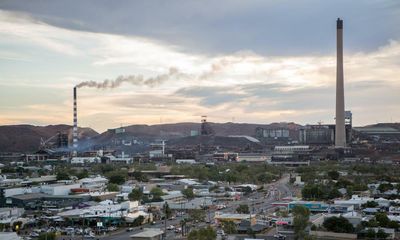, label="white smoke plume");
[76,67,180,89]
[76,56,250,89]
